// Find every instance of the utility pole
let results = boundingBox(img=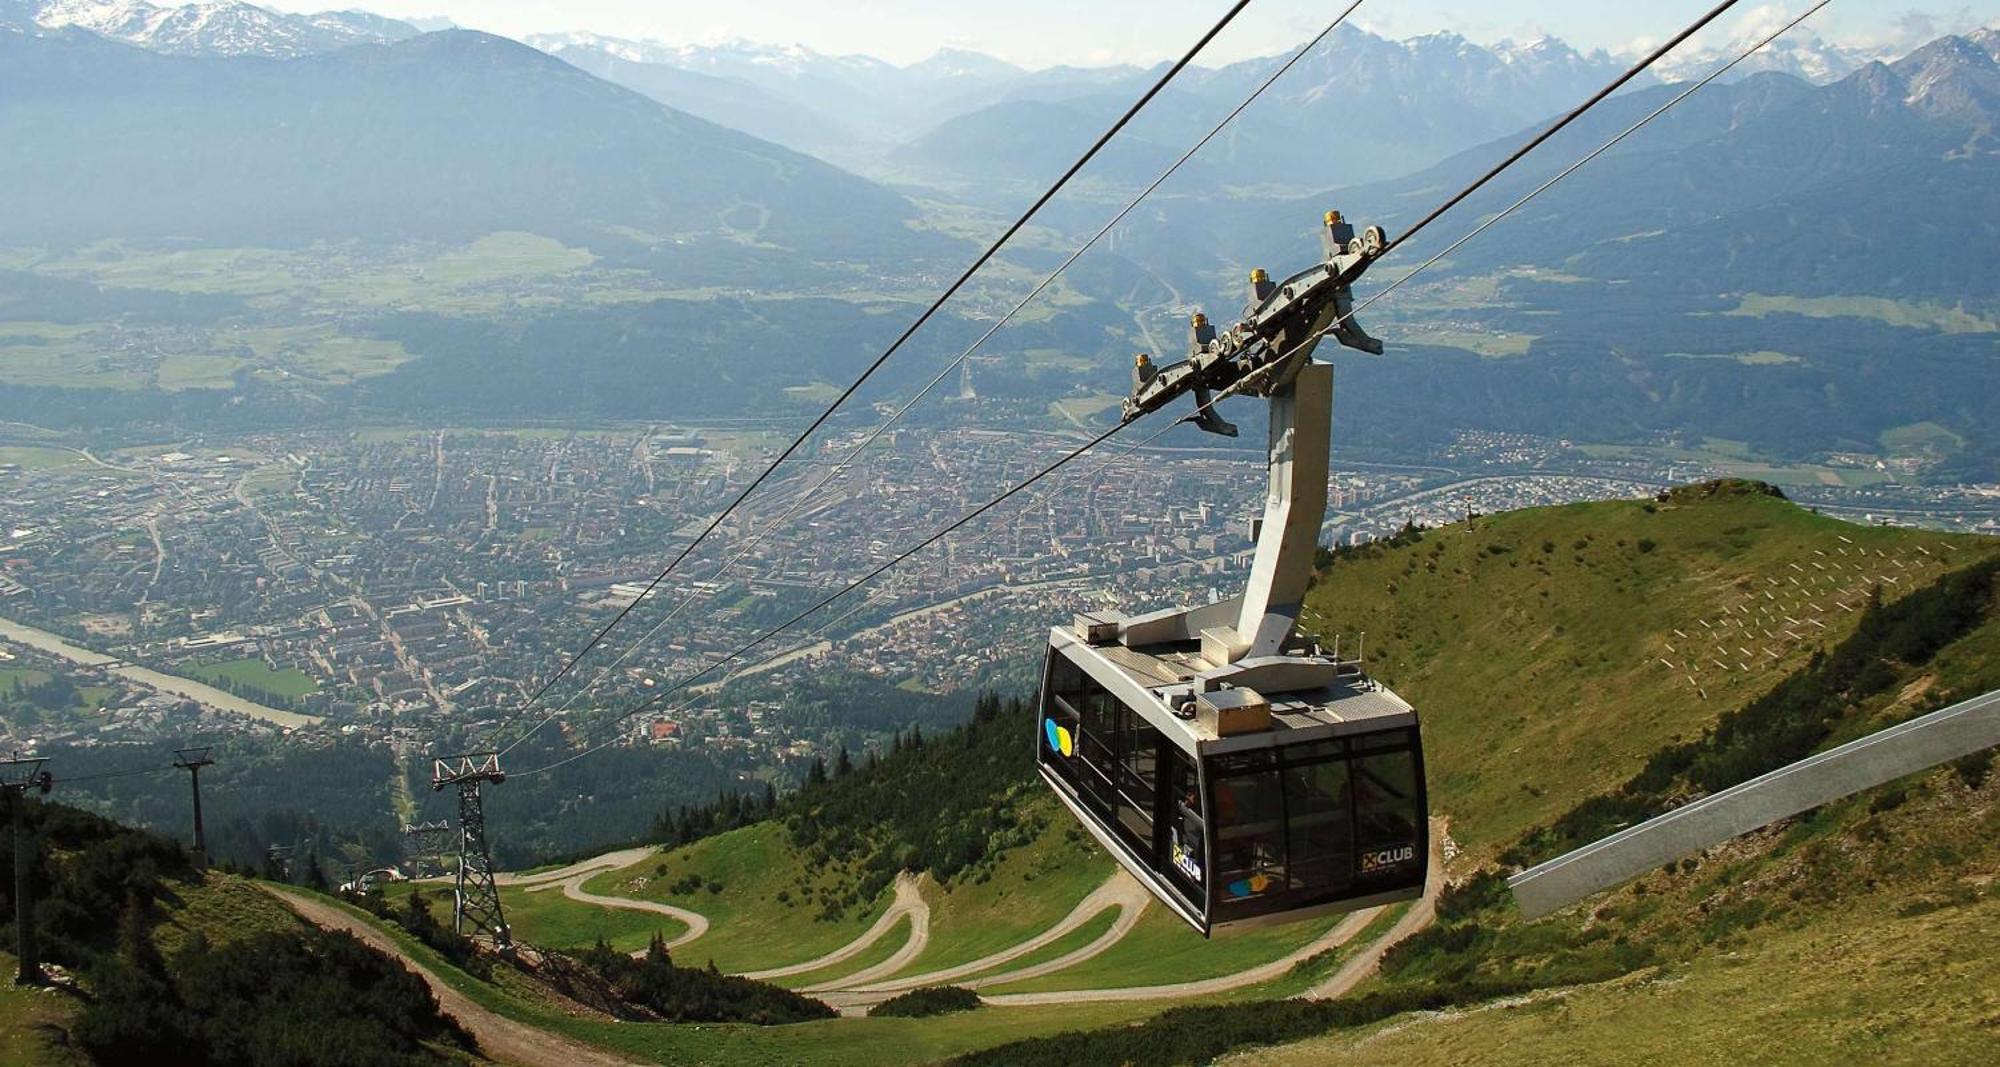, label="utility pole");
[172,747,214,869]
[2,755,54,986]
[430,753,511,955]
